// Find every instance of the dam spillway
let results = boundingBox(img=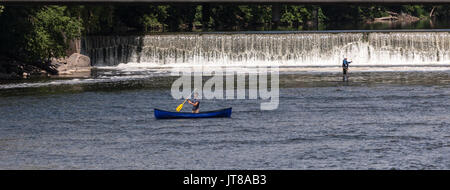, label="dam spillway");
[81,31,450,67]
